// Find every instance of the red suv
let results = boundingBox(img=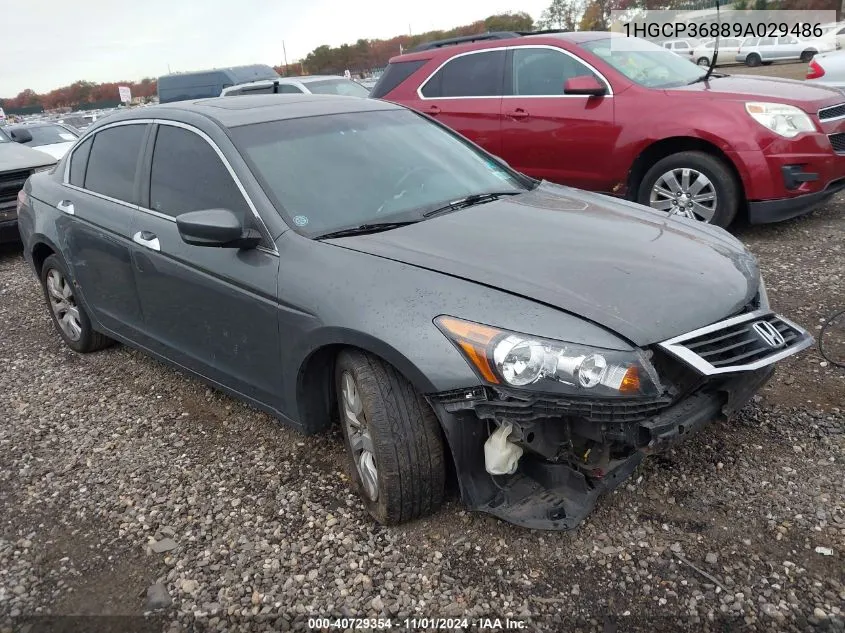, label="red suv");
[372,31,845,227]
